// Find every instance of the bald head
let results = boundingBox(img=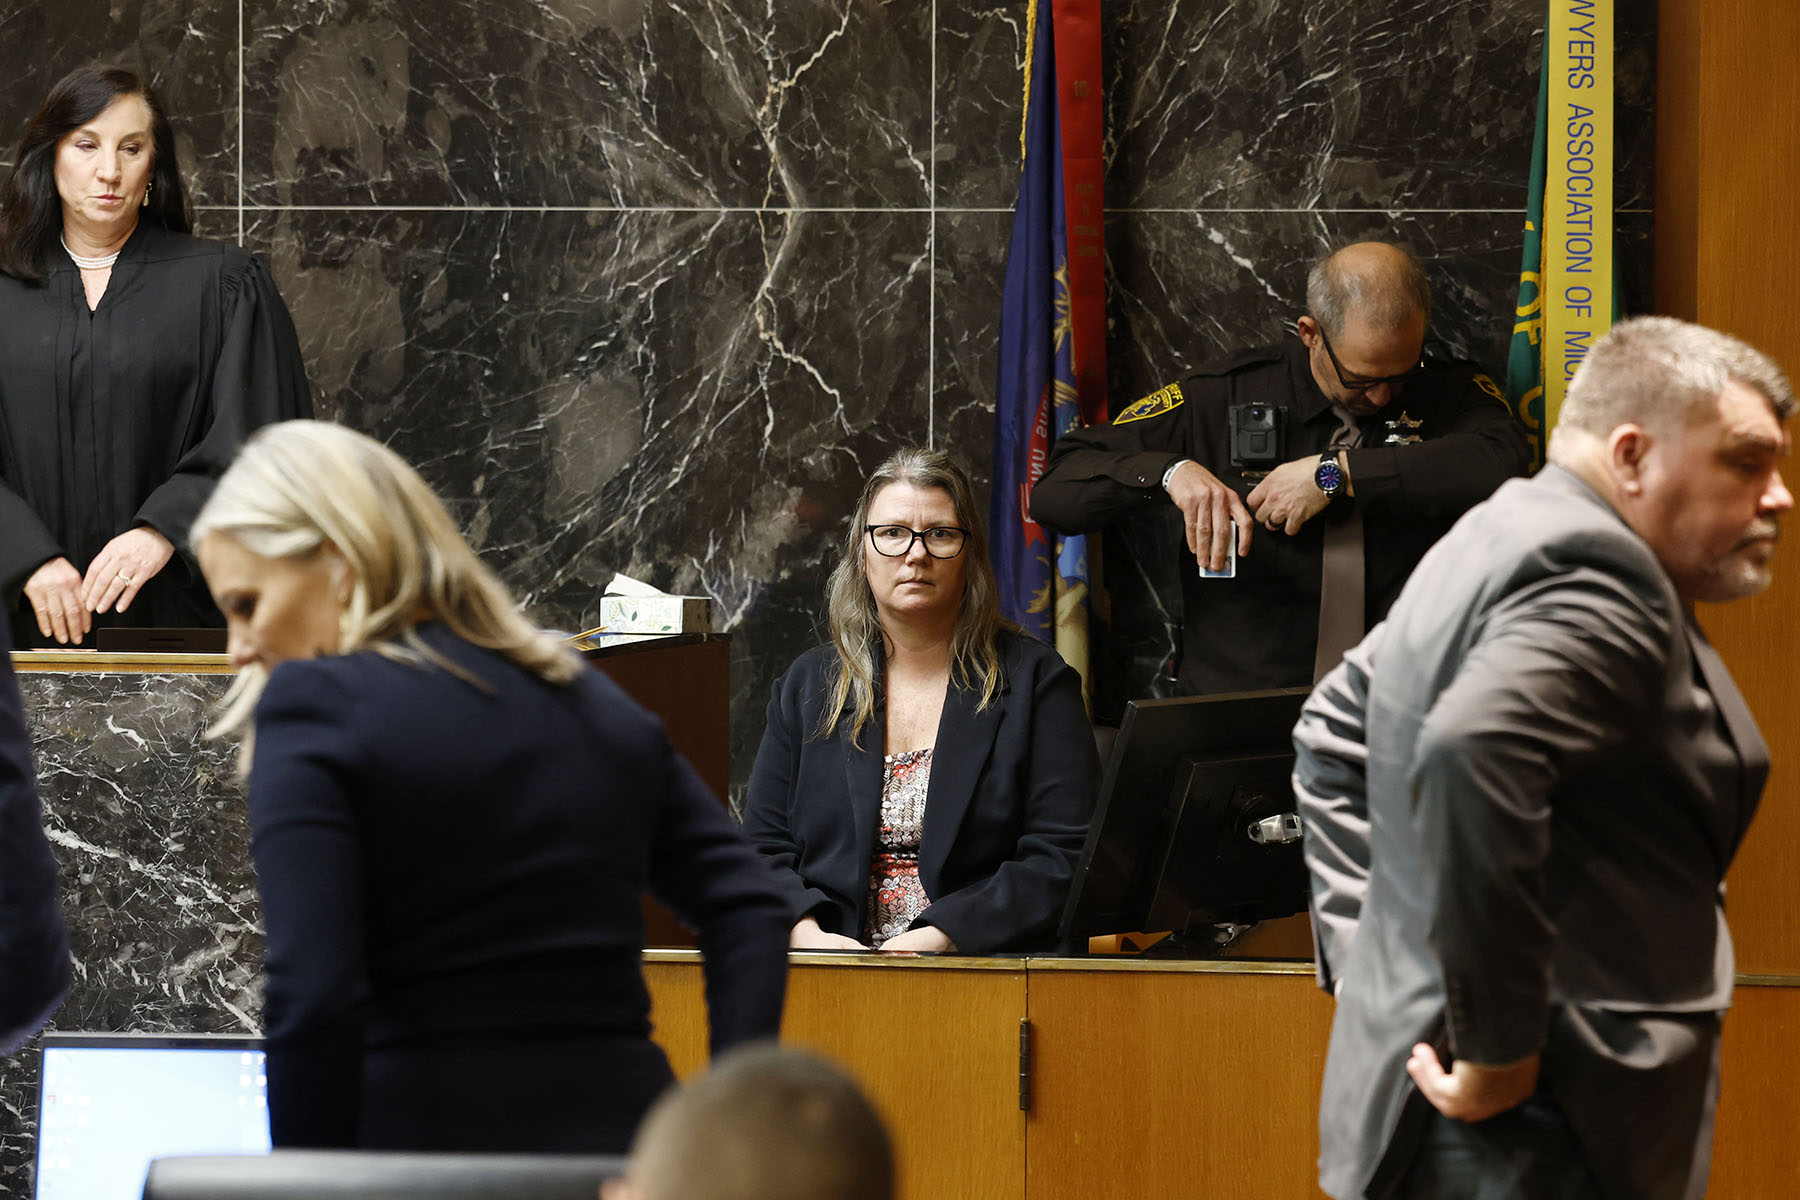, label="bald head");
[1305,242,1433,341]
